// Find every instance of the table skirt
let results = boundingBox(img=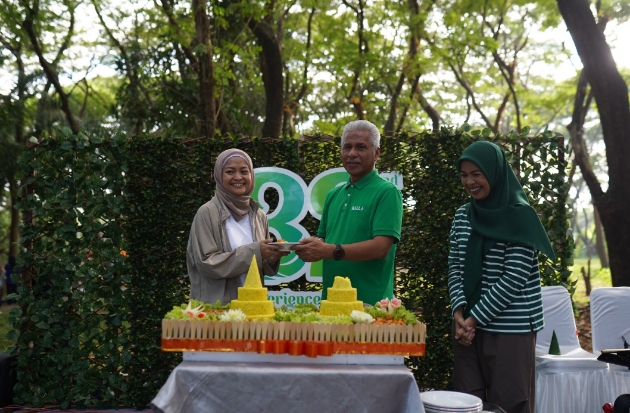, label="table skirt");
[606,368,630,401]
[536,369,610,413]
